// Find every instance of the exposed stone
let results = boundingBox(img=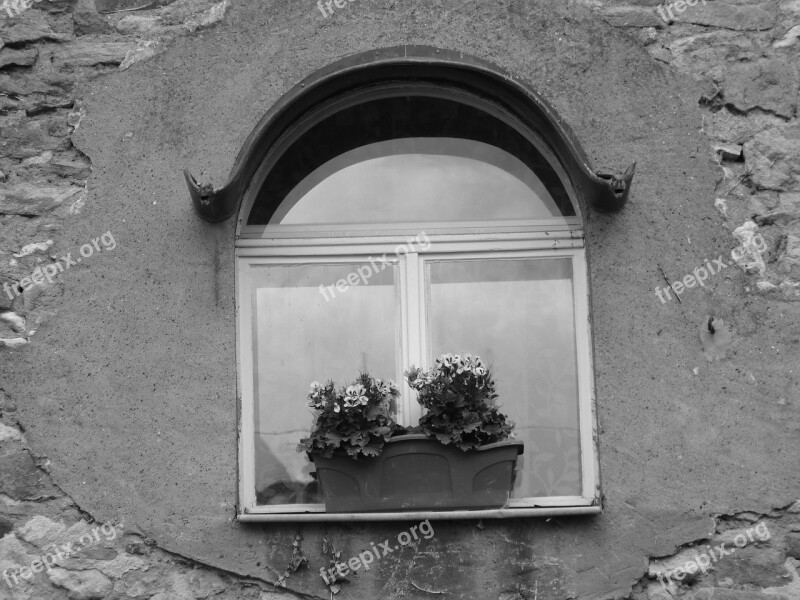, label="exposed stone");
[704,108,786,144]
[0,118,67,159]
[0,337,28,348]
[0,516,12,538]
[0,291,12,311]
[754,193,800,226]
[635,26,659,46]
[0,533,38,574]
[0,72,69,96]
[778,278,800,296]
[119,38,157,71]
[0,421,23,441]
[0,388,16,411]
[52,155,92,178]
[756,280,779,292]
[123,535,150,555]
[777,225,800,276]
[96,0,175,11]
[670,1,779,31]
[48,567,114,600]
[92,551,148,577]
[186,569,227,597]
[77,545,118,560]
[602,6,664,28]
[648,547,708,583]
[67,105,85,128]
[11,239,53,256]
[731,221,767,275]
[0,182,83,215]
[23,93,75,115]
[722,58,799,118]
[712,545,791,587]
[115,14,161,34]
[16,515,68,545]
[0,96,18,112]
[774,24,800,48]
[53,40,136,67]
[688,588,790,600]
[715,197,728,218]
[0,46,38,68]
[712,142,742,161]
[744,123,800,191]
[182,0,228,33]
[666,31,761,76]
[0,310,26,332]
[712,523,773,547]
[74,0,113,35]
[787,533,800,559]
[0,17,72,45]
[21,151,53,167]
[0,451,59,500]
